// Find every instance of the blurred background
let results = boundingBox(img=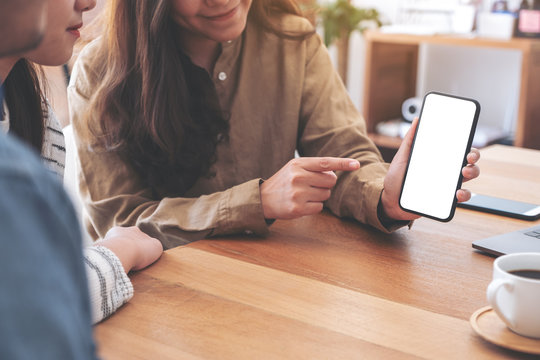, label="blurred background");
[46,0,540,161]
